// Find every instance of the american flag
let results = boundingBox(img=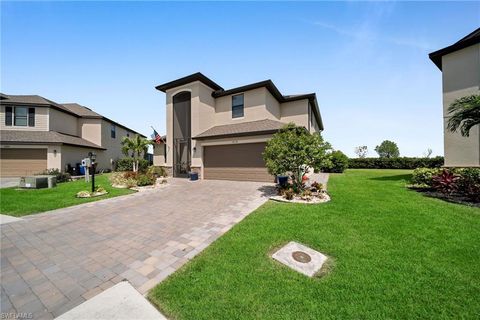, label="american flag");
[151,128,163,144]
